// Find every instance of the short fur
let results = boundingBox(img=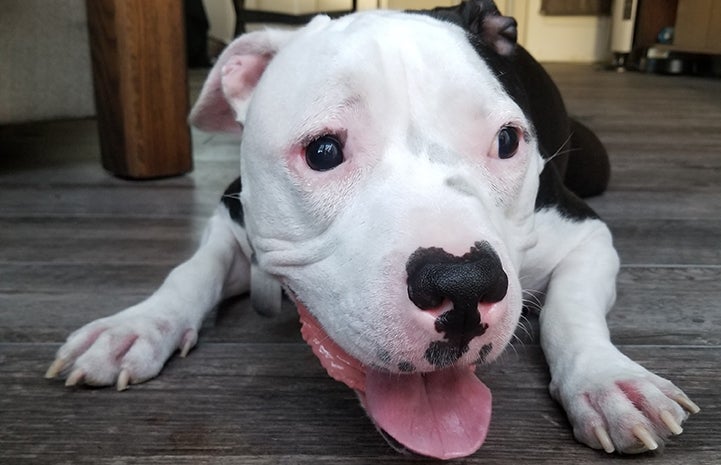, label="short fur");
[47,1,696,458]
